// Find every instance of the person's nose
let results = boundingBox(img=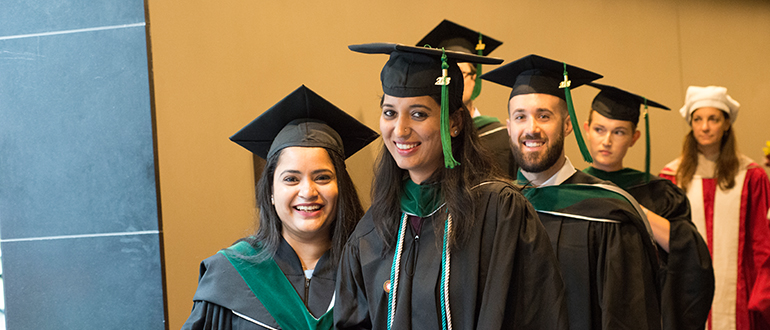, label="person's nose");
[298,179,319,200]
[394,116,410,138]
[699,120,710,133]
[601,132,612,147]
[525,117,542,136]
